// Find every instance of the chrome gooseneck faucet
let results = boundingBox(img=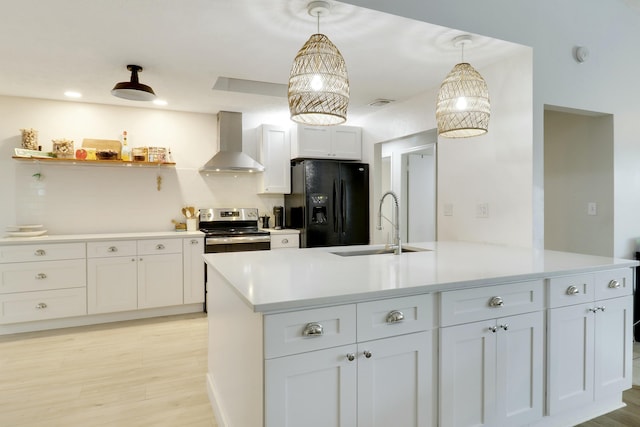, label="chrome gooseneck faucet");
[377,191,401,255]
